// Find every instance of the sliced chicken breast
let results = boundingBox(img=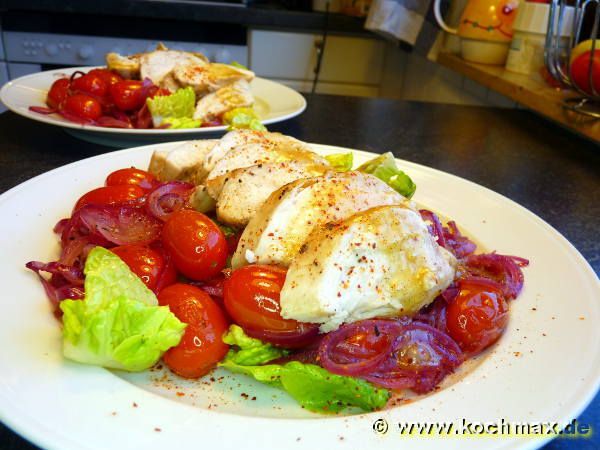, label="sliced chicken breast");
[204,142,328,199]
[139,50,208,91]
[193,79,254,122]
[216,161,331,228]
[231,171,410,269]
[204,130,310,173]
[174,63,255,96]
[106,53,141,79]
[279,205,457,332]
[148,140,217,185]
